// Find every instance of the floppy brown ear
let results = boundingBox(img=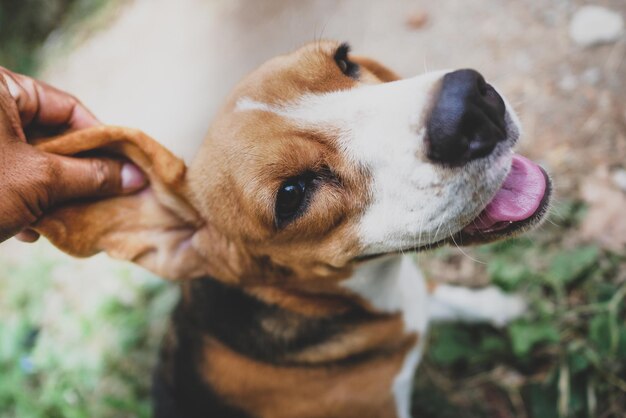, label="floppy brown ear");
[352,56,401,82]
[32,125,207,280]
